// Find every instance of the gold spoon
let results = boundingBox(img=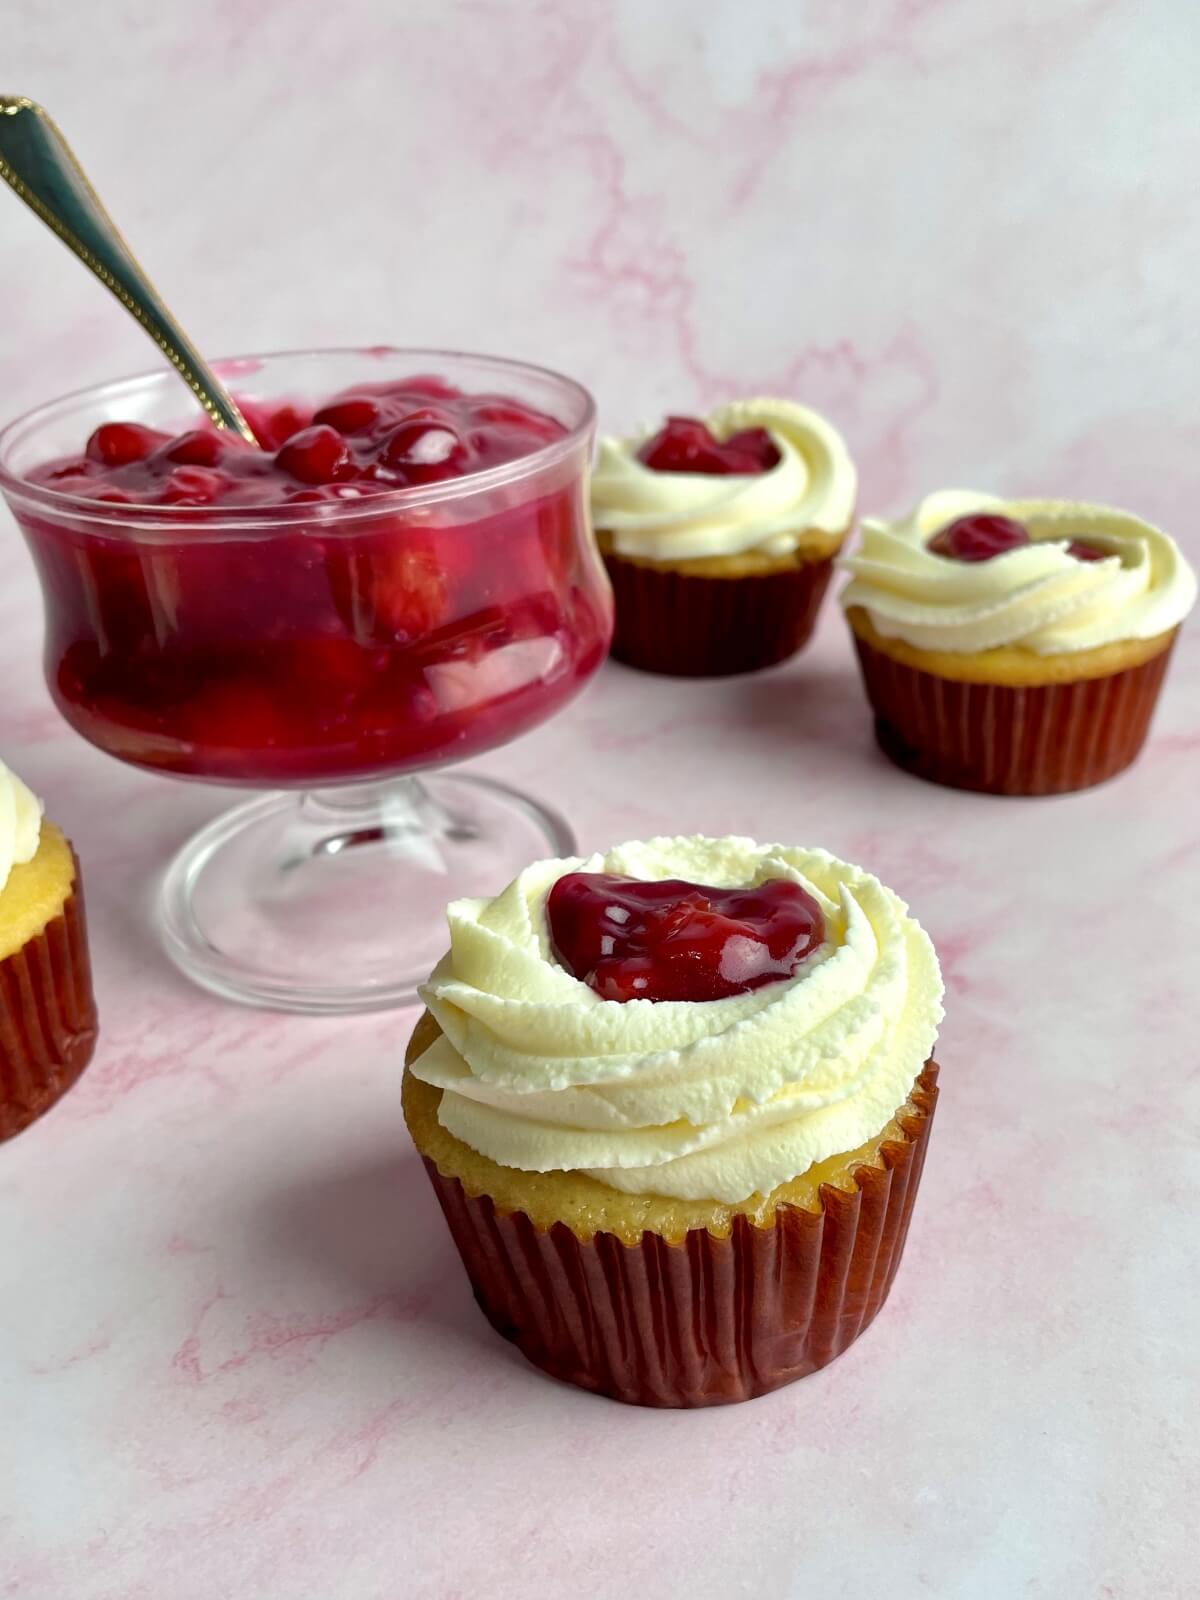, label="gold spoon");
[0,96,258,444]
